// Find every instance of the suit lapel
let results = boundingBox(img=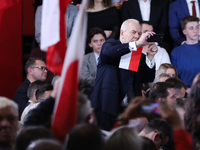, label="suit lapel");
[131,0,143,21]
[88,53,97,71]
[180,0,190,16]
[150,0,158,21]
